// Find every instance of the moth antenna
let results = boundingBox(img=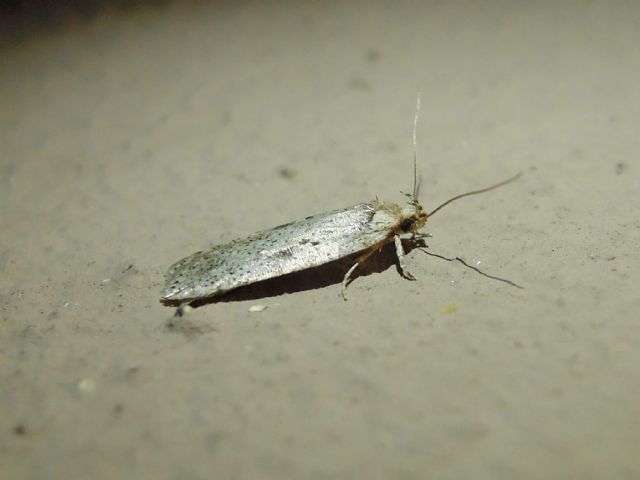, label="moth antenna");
[427,173,521,218]
[419,248,524,289]
[412,94,421,202]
